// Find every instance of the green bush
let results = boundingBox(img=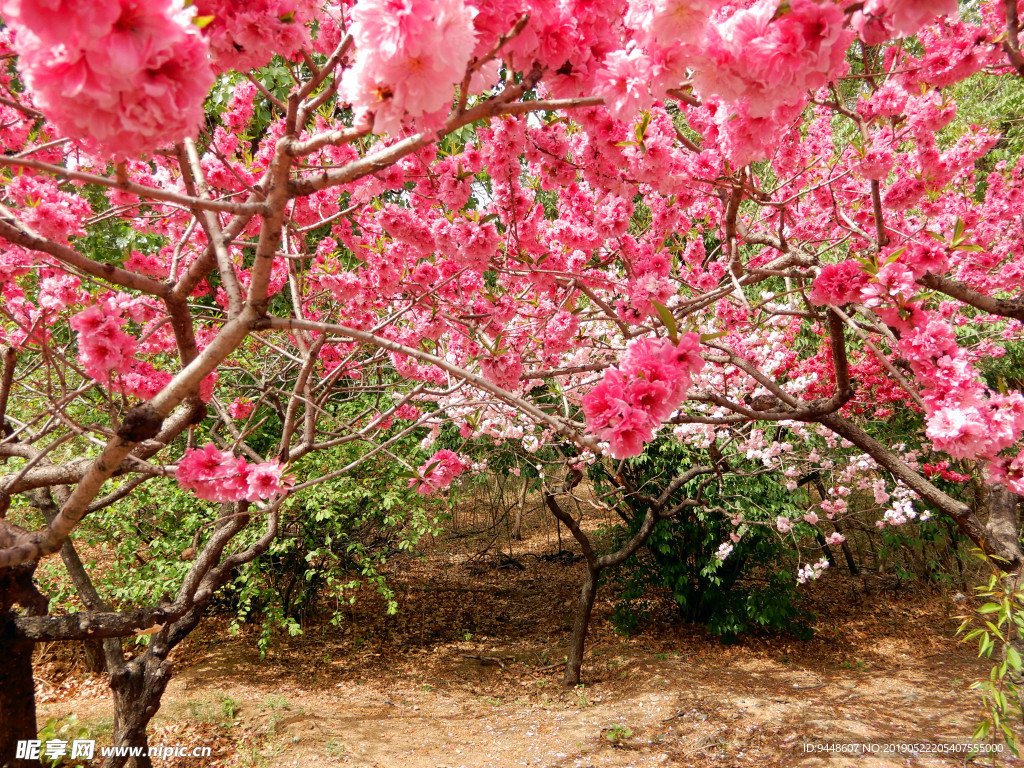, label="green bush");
[596,440,810,642]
